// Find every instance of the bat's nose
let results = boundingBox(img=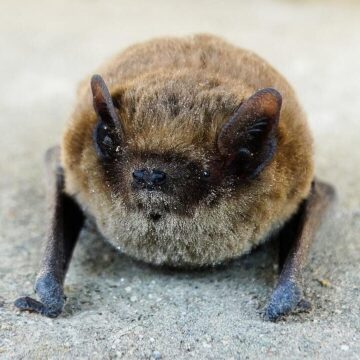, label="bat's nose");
[132,169,167,189]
